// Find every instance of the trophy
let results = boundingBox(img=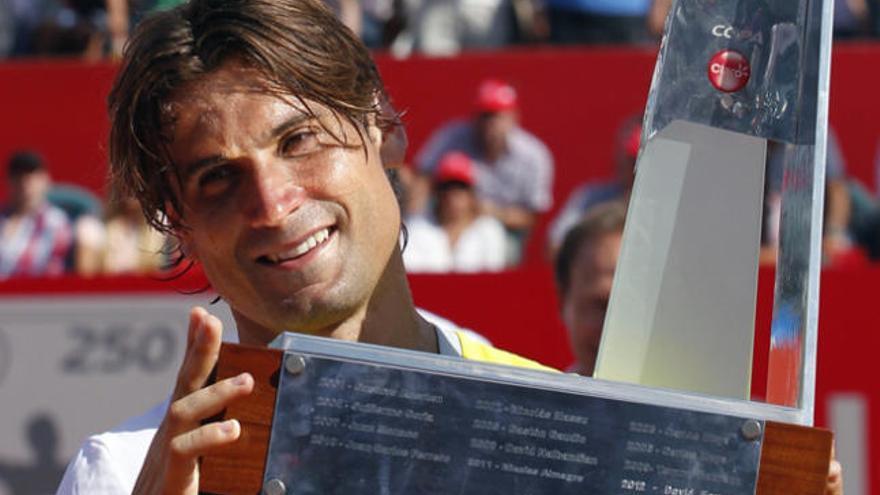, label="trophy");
[199,0,835,493]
